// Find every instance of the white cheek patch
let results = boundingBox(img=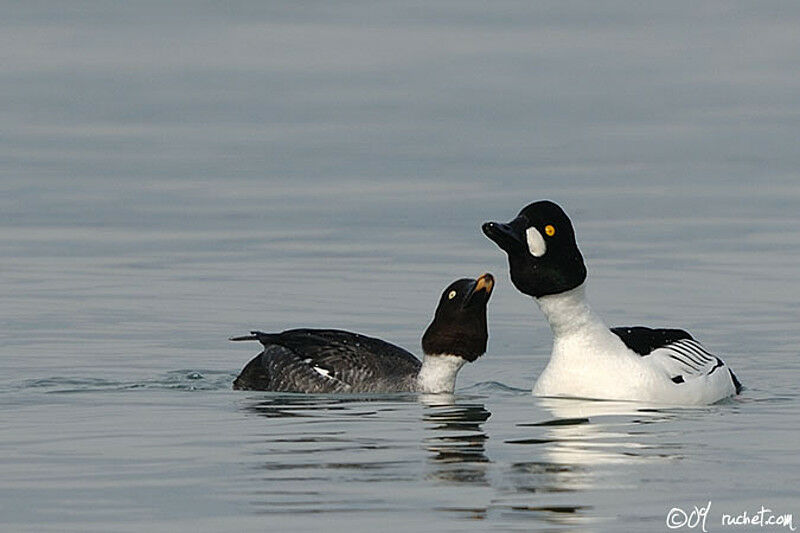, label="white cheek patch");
[526,226,547,257]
